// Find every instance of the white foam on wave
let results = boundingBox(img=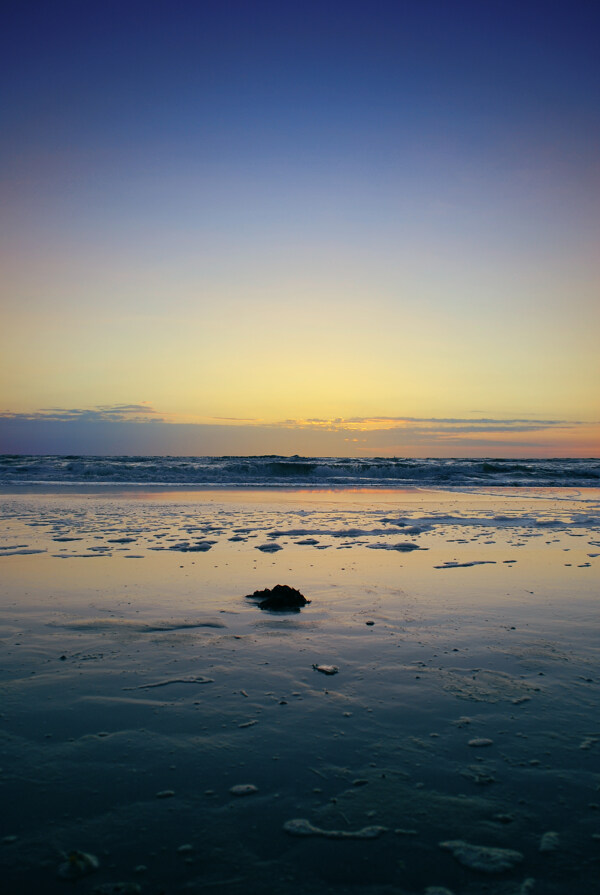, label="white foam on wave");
[1,455,599,488]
